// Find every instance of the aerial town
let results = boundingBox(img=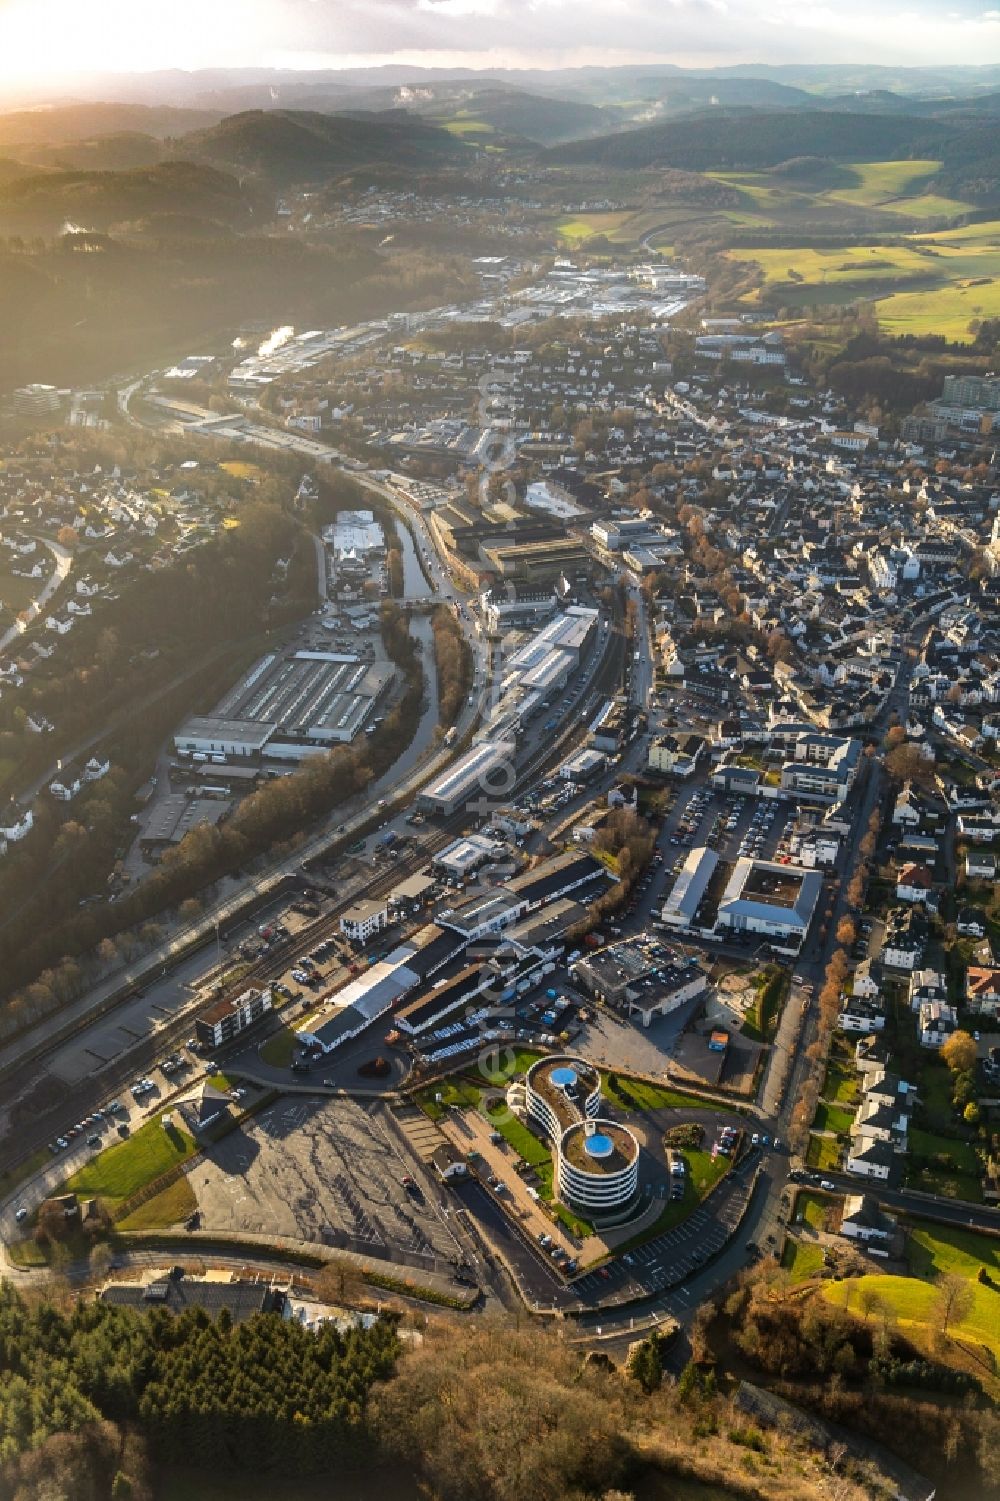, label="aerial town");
[0,37,999,1501]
